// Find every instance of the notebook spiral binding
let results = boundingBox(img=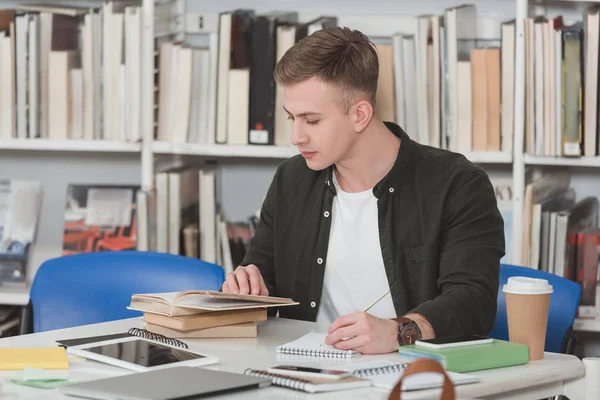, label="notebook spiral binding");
[127,327,189,349]
[277,348,354,358]
[351,363,407,377]
[244,369,310,392]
